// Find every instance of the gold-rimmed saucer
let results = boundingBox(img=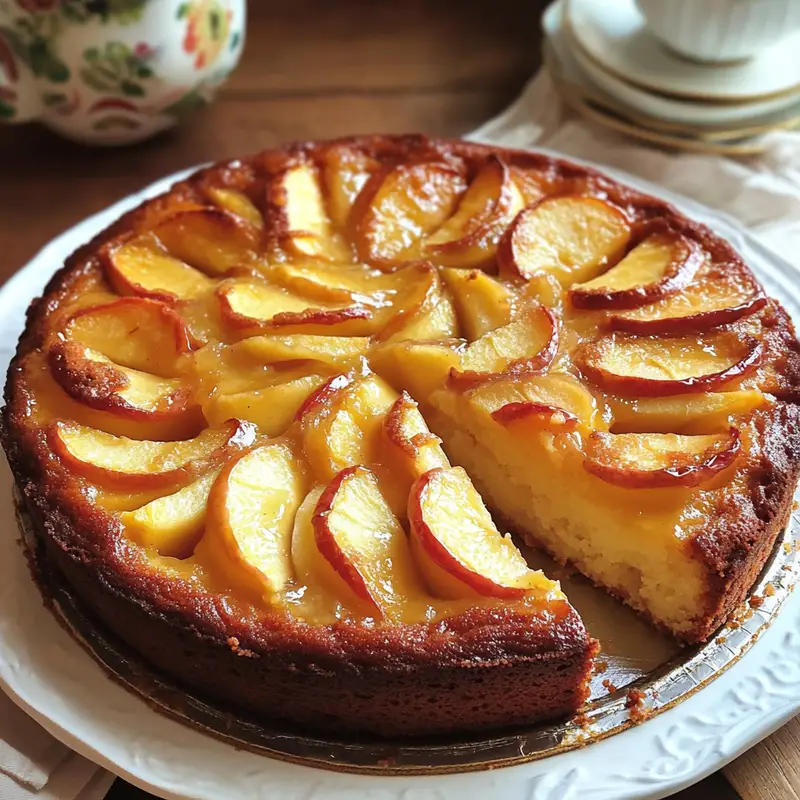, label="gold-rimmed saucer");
[544,44,774,156]
[566,0,800,106]
[542,2,800,156]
